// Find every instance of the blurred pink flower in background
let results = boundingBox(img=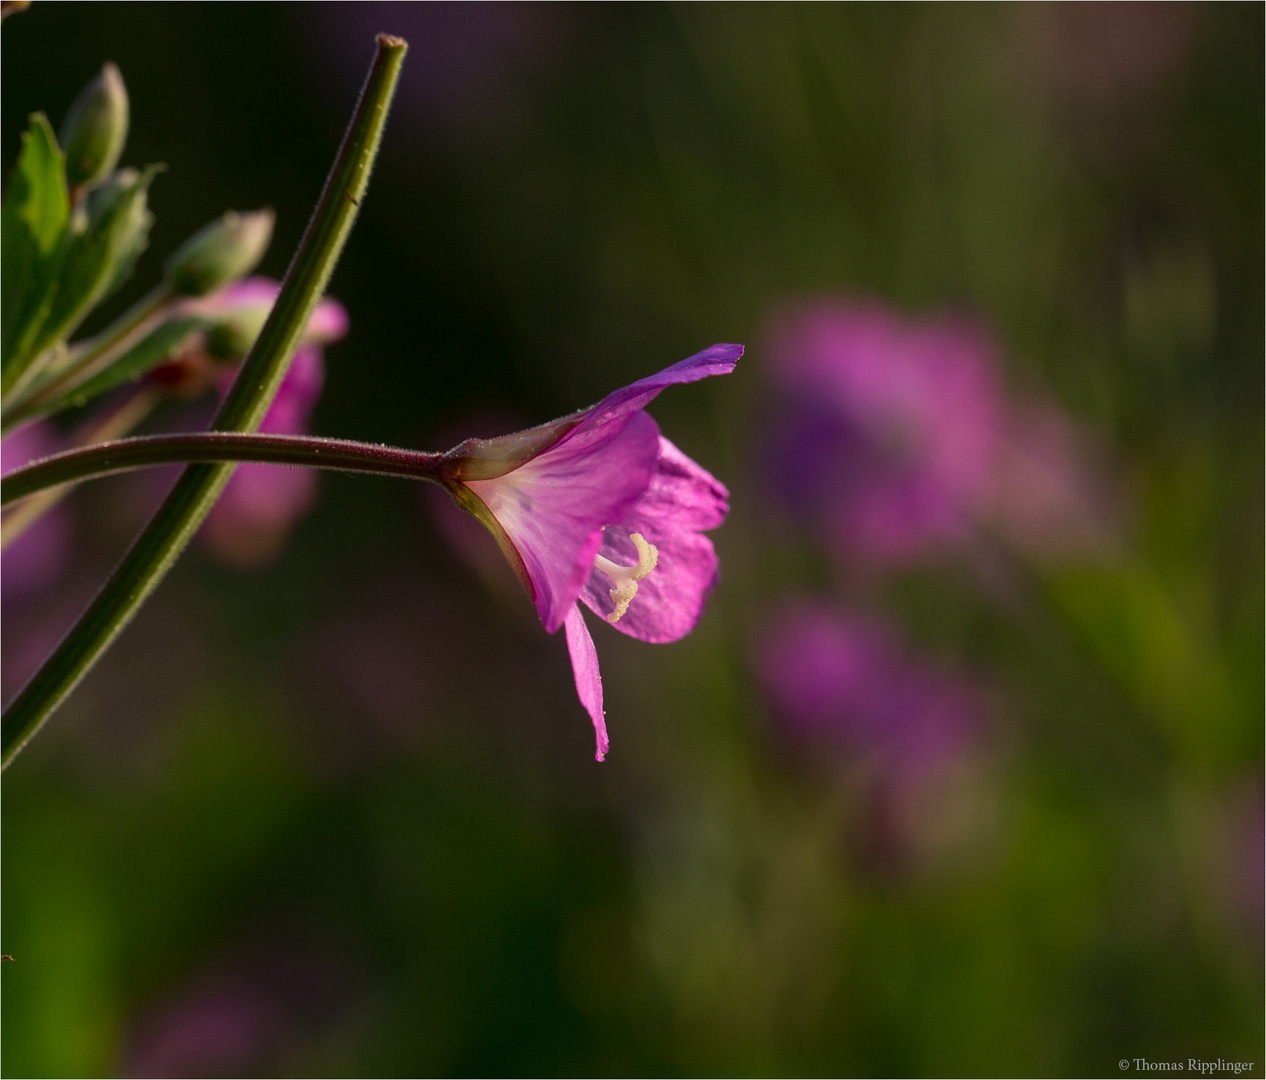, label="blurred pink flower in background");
[128,976,279,1079]
[756,597,994,870]
[191,279,349,568]
[761,298,1110,566]
[756,598,983,776]
[185,277,350,347]
[198,345,326,567]
[124,931,360,1079]
[763,301,1004,565]
[0,421,74,603]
